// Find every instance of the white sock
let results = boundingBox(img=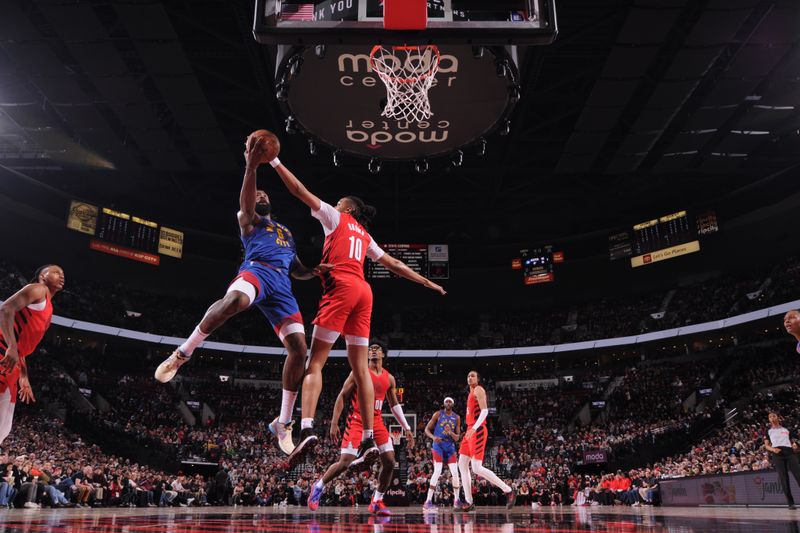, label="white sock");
[301,418,314,430]
[314,479,324,490]
[178,326,209,357]
[279,390,298,425]
[426,488,434,502]
[362,429,373,441]
[372,491,384,502]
